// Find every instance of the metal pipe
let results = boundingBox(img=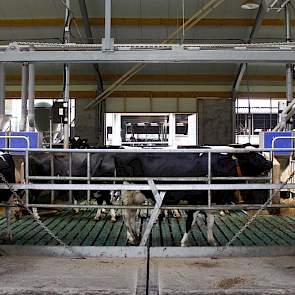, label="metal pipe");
[63,64,70,149]
[28,62,35,131]
[285,2,293,130]
[69,152,73,203]
[208,151,212,208]
[27,176,270,181]
[0,147,291,153]
[102,0,114,51]
[25,150,29,206]
[0,183,292,191]
[19,63,28,131]
[0,63,5,130]
[63,0,71,149]
[87,152,91,202]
